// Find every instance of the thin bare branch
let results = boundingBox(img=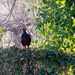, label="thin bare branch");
[2,0,16,23]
